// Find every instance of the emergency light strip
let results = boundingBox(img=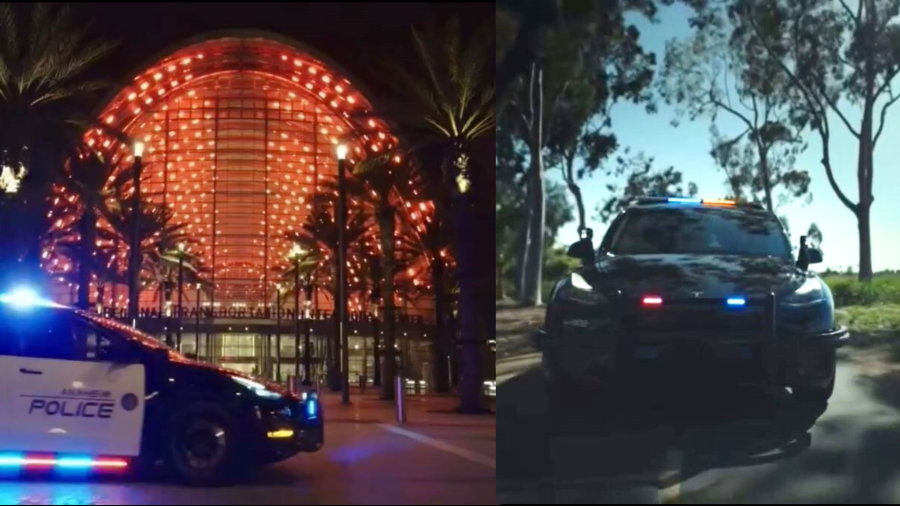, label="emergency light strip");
[0,455,127,469]
[665,197,736,206]
[642,296,663,306]
[726,297,746,306]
